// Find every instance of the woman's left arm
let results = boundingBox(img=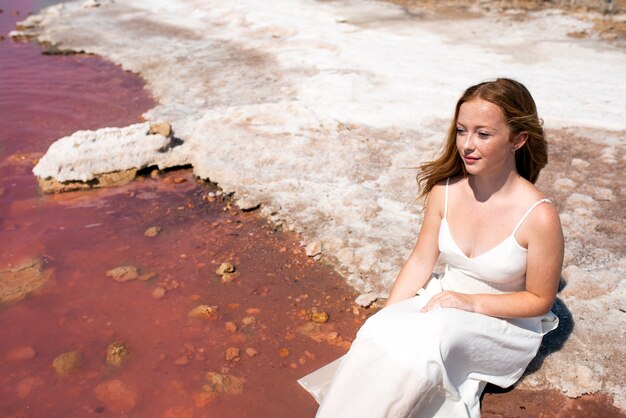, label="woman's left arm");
[421,203,564,318]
